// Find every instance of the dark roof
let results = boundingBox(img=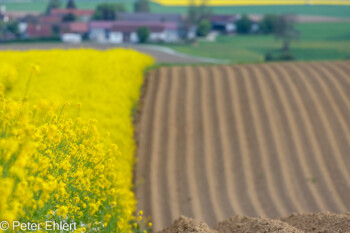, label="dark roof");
[118,13,183,23]
[90,21,177,32]
[89,21,115,29]
[210,15,238,23]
